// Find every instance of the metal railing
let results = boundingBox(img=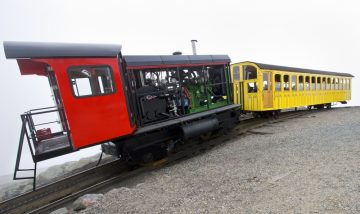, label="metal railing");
[13,106,71,190]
